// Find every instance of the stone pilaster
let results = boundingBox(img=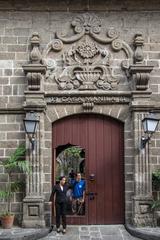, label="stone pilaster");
[131,91,154,226]
[129,35,155,225]
[22,96,46,228]
[22,32,47,228]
